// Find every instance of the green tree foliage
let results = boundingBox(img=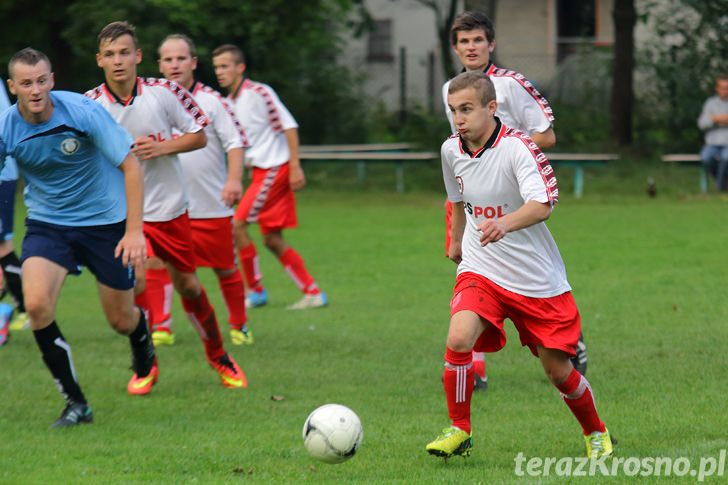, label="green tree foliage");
[0,0,370,143]
[636,0,728,151]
